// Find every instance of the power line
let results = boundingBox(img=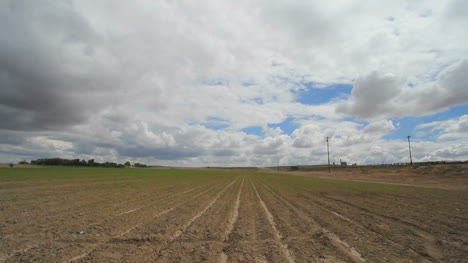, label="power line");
[407,135,413,166]
[326,136,330,173]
